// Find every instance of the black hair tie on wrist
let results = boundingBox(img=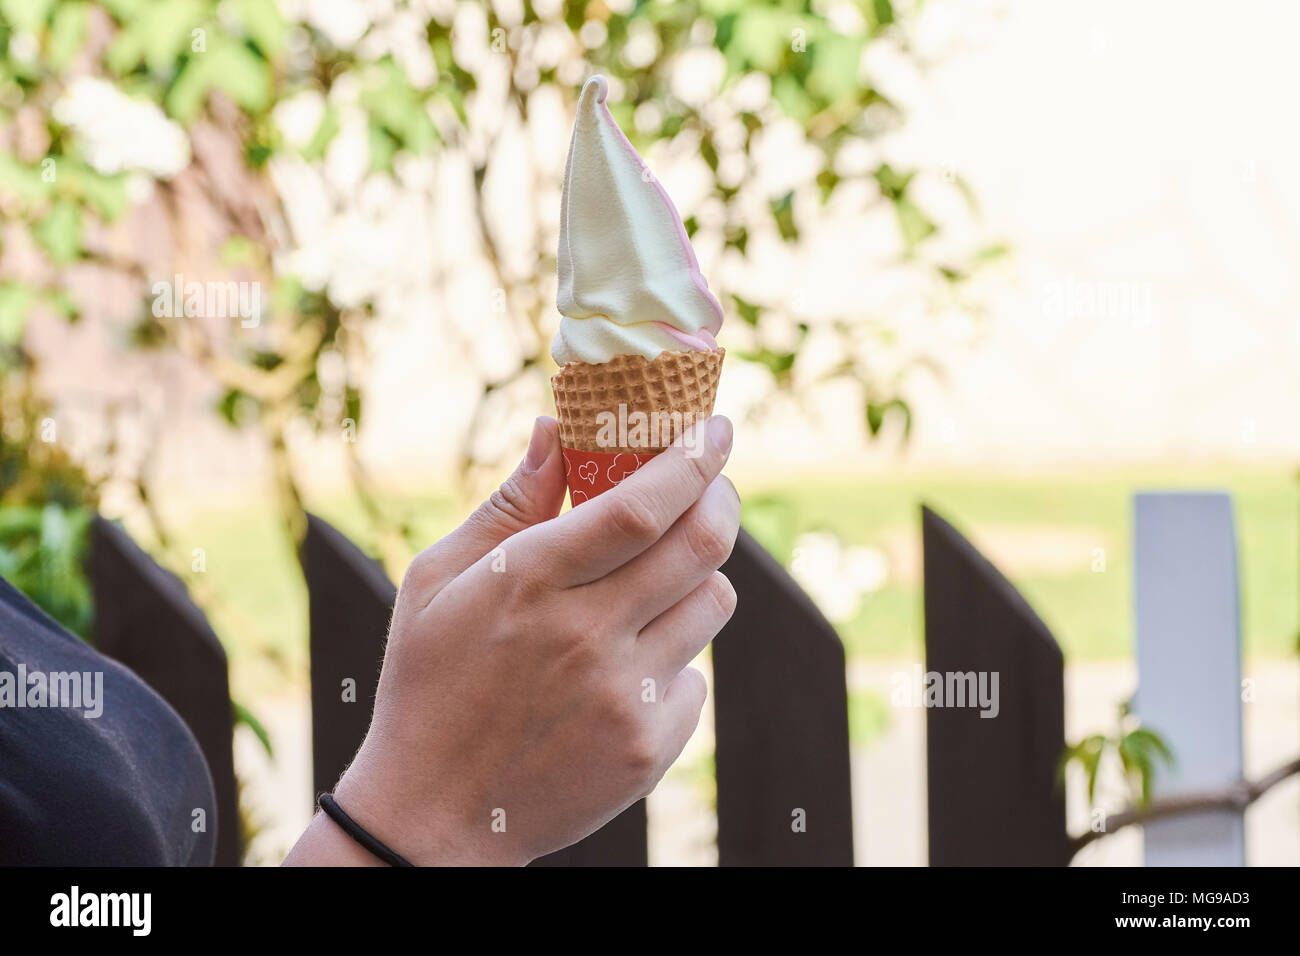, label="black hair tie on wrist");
[318,793,415,867]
